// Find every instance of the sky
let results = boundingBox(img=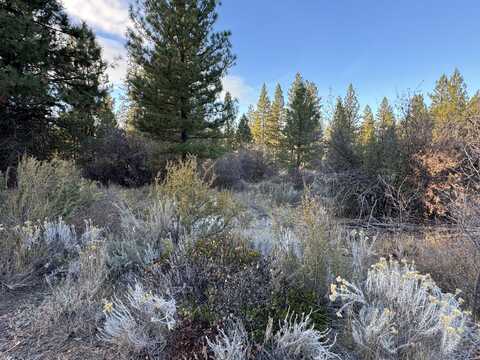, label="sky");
[62,0,480,117]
